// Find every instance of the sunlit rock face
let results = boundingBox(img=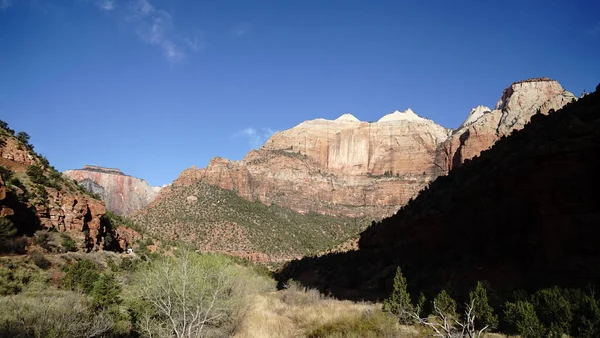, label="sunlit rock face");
[64,165,161,216]
[158,78,576,218]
